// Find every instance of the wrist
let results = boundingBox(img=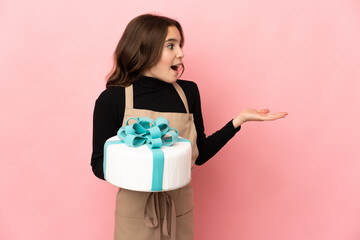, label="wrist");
[232,116,245,128]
